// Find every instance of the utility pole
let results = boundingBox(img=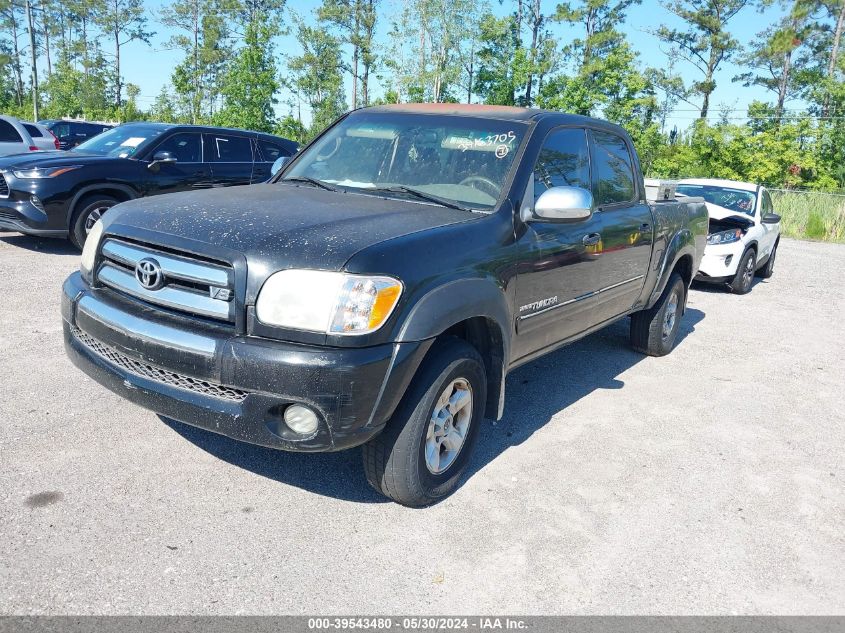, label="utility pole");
[25,0,39,121]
